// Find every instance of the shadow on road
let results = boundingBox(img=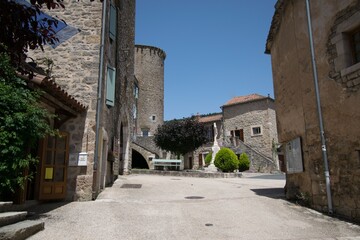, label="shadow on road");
[26,201,71,220]
[250,188,285,199]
